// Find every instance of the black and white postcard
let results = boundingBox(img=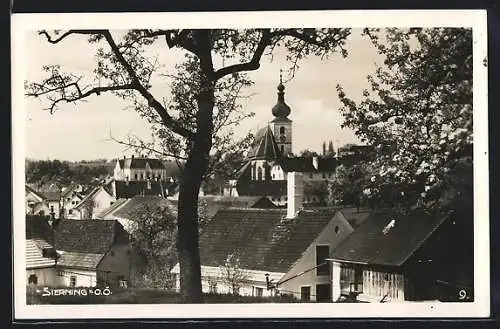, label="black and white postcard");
[11,10,489,319]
